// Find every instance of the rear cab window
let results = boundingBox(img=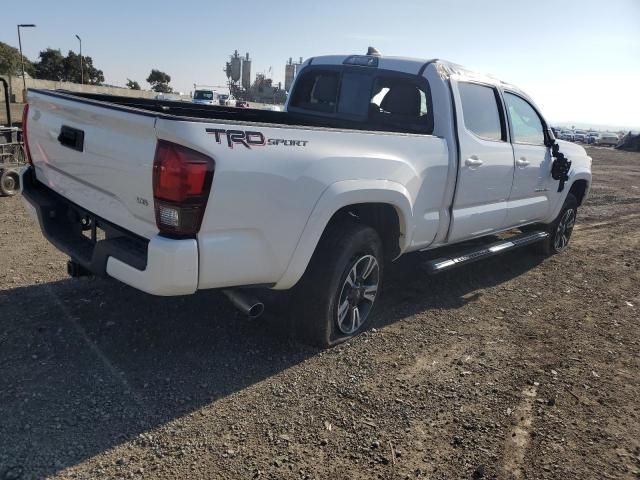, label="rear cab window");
[288,65,434,134]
